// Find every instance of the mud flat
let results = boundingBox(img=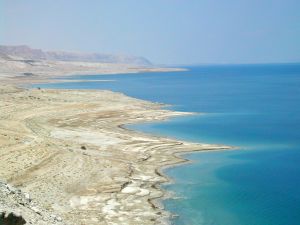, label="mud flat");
[0,82,229,224]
